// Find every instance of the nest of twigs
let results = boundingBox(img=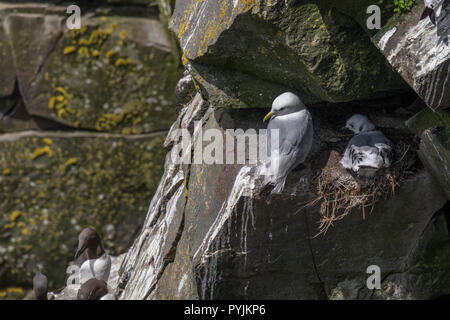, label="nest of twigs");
[305,136,420,237]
